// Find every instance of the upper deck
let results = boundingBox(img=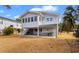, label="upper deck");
[20,11,60,28]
